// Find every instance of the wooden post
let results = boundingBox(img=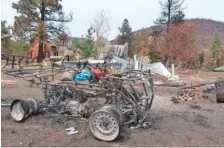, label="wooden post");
[171,64,175,78]
[134,54,138,70]
[28,50,34,65]
[12,54,15,69]
[30,51,33,59]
